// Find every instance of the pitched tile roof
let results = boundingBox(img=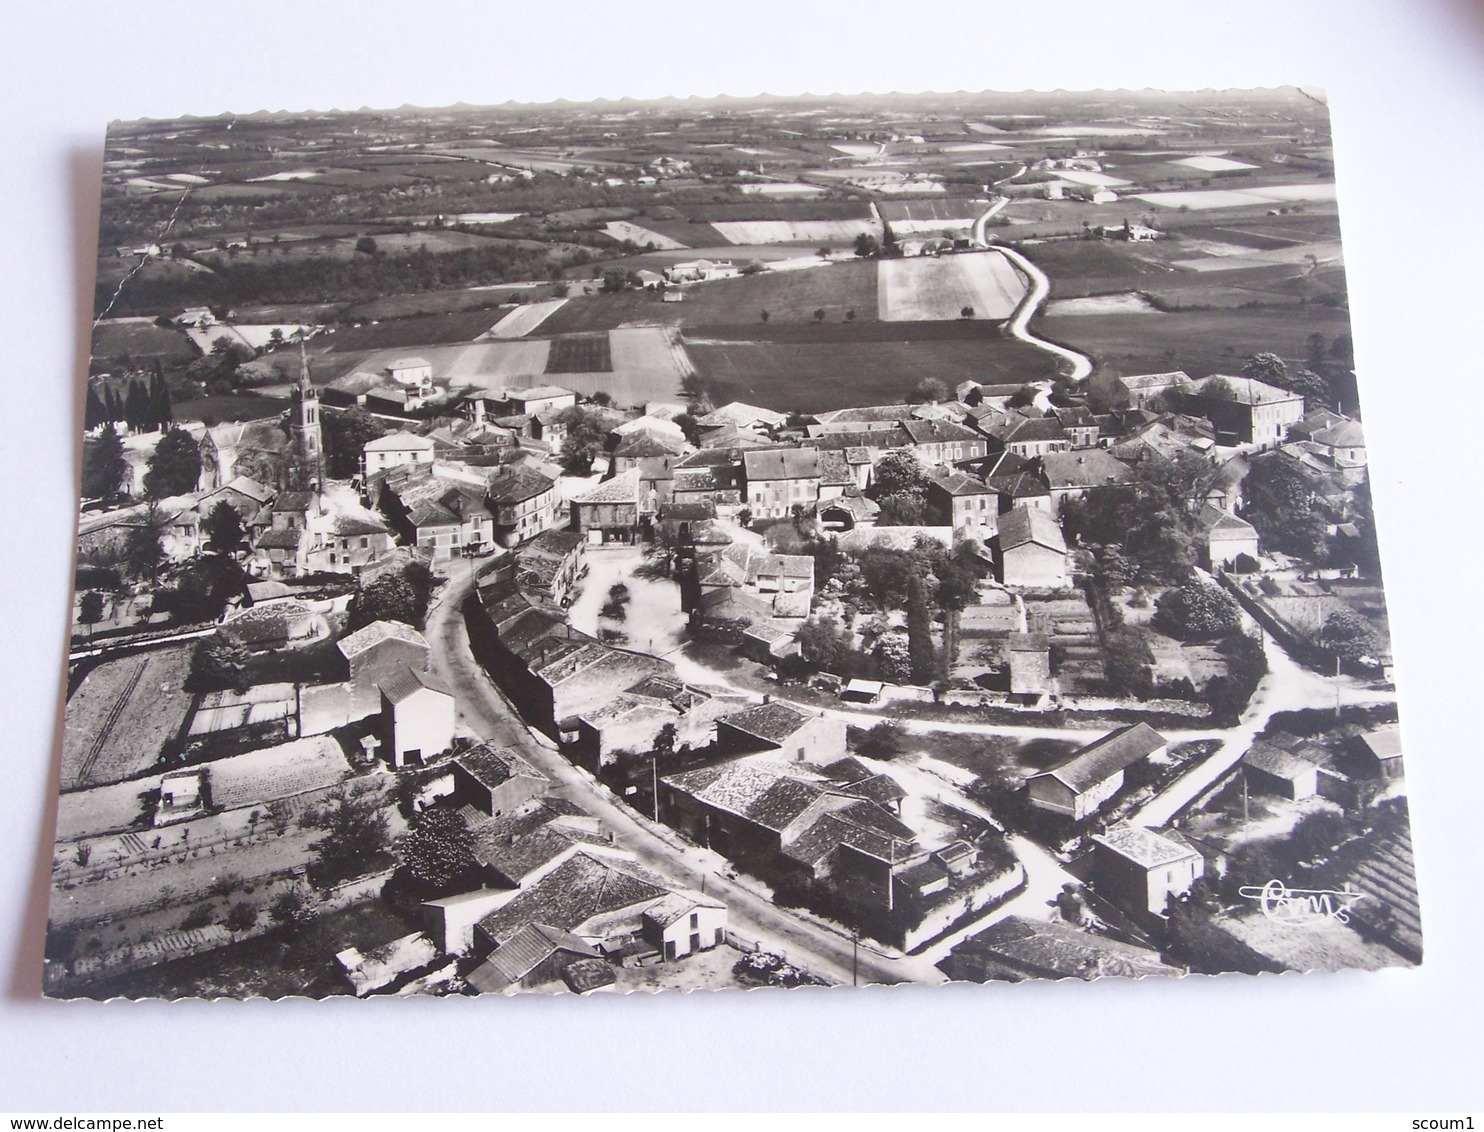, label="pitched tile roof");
[475,849,673,947]
[1038,450,1136,491]
[1092,824,1202,869]
[721,701,816,743]
[1031,723,1167,794]
[379,664,454,705]
[456,742,546,790]
[997,504,1067,553]
[743,447,821,481]
[336,619,430,659]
